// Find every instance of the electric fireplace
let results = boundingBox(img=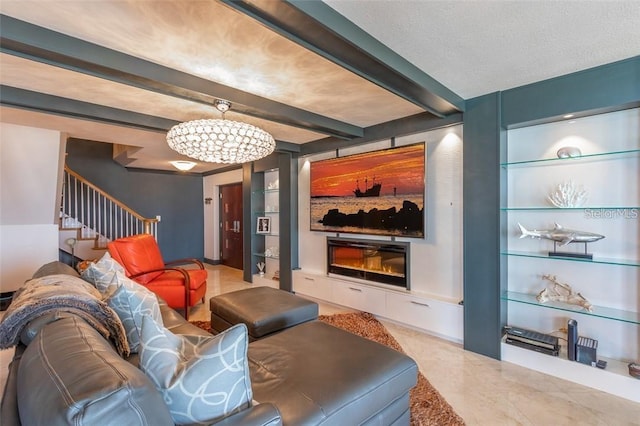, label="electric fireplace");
[327,237,410,289]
